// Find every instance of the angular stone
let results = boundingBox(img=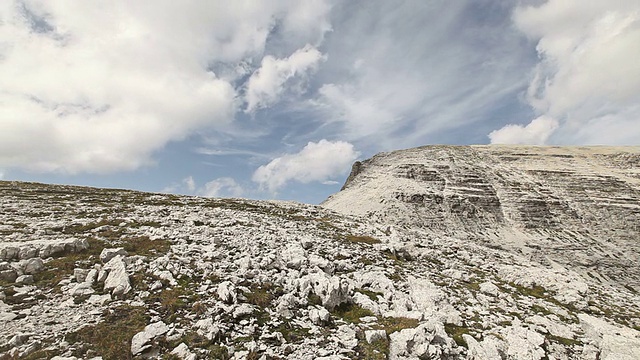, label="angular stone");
[100,248,128,264]
[102,255,131,297]
[22,258,44,275]
[0,269,17,283]
[309,306,331,325]
[365,329,387,344]
[217,281,236,304]
[131,321,169,356]
[18,247,38,260]
[15,275,34,285]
